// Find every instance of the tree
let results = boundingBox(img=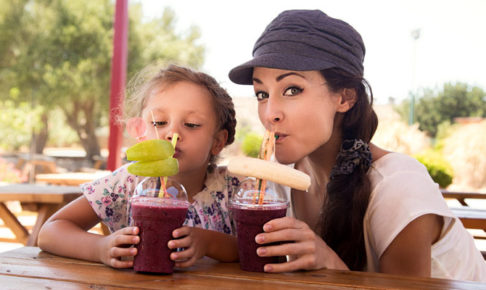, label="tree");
[0,0,204,161]
[395,83,486,137]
